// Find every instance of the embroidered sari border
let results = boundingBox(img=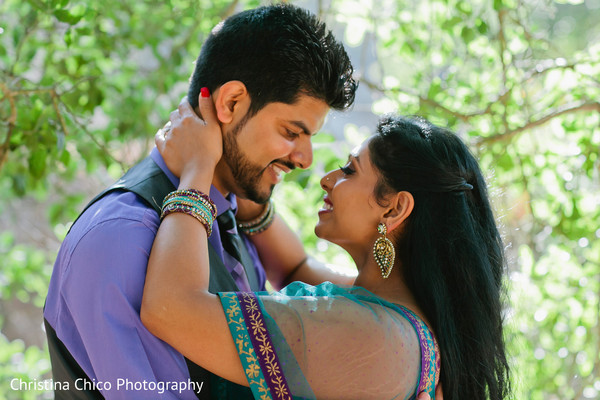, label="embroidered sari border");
[395,305,441,398]
[237,292,293,400]
[218,292,274,400]
[219,285,440,400]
